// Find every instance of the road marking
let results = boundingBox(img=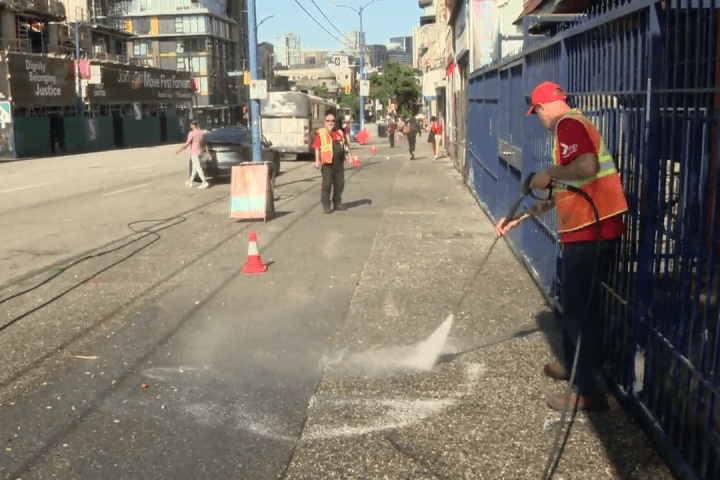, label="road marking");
[0,181,55,194]
[119,162,158,172]
[102,183,151,197]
